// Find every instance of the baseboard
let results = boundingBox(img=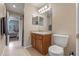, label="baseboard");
[23,45,32,48]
